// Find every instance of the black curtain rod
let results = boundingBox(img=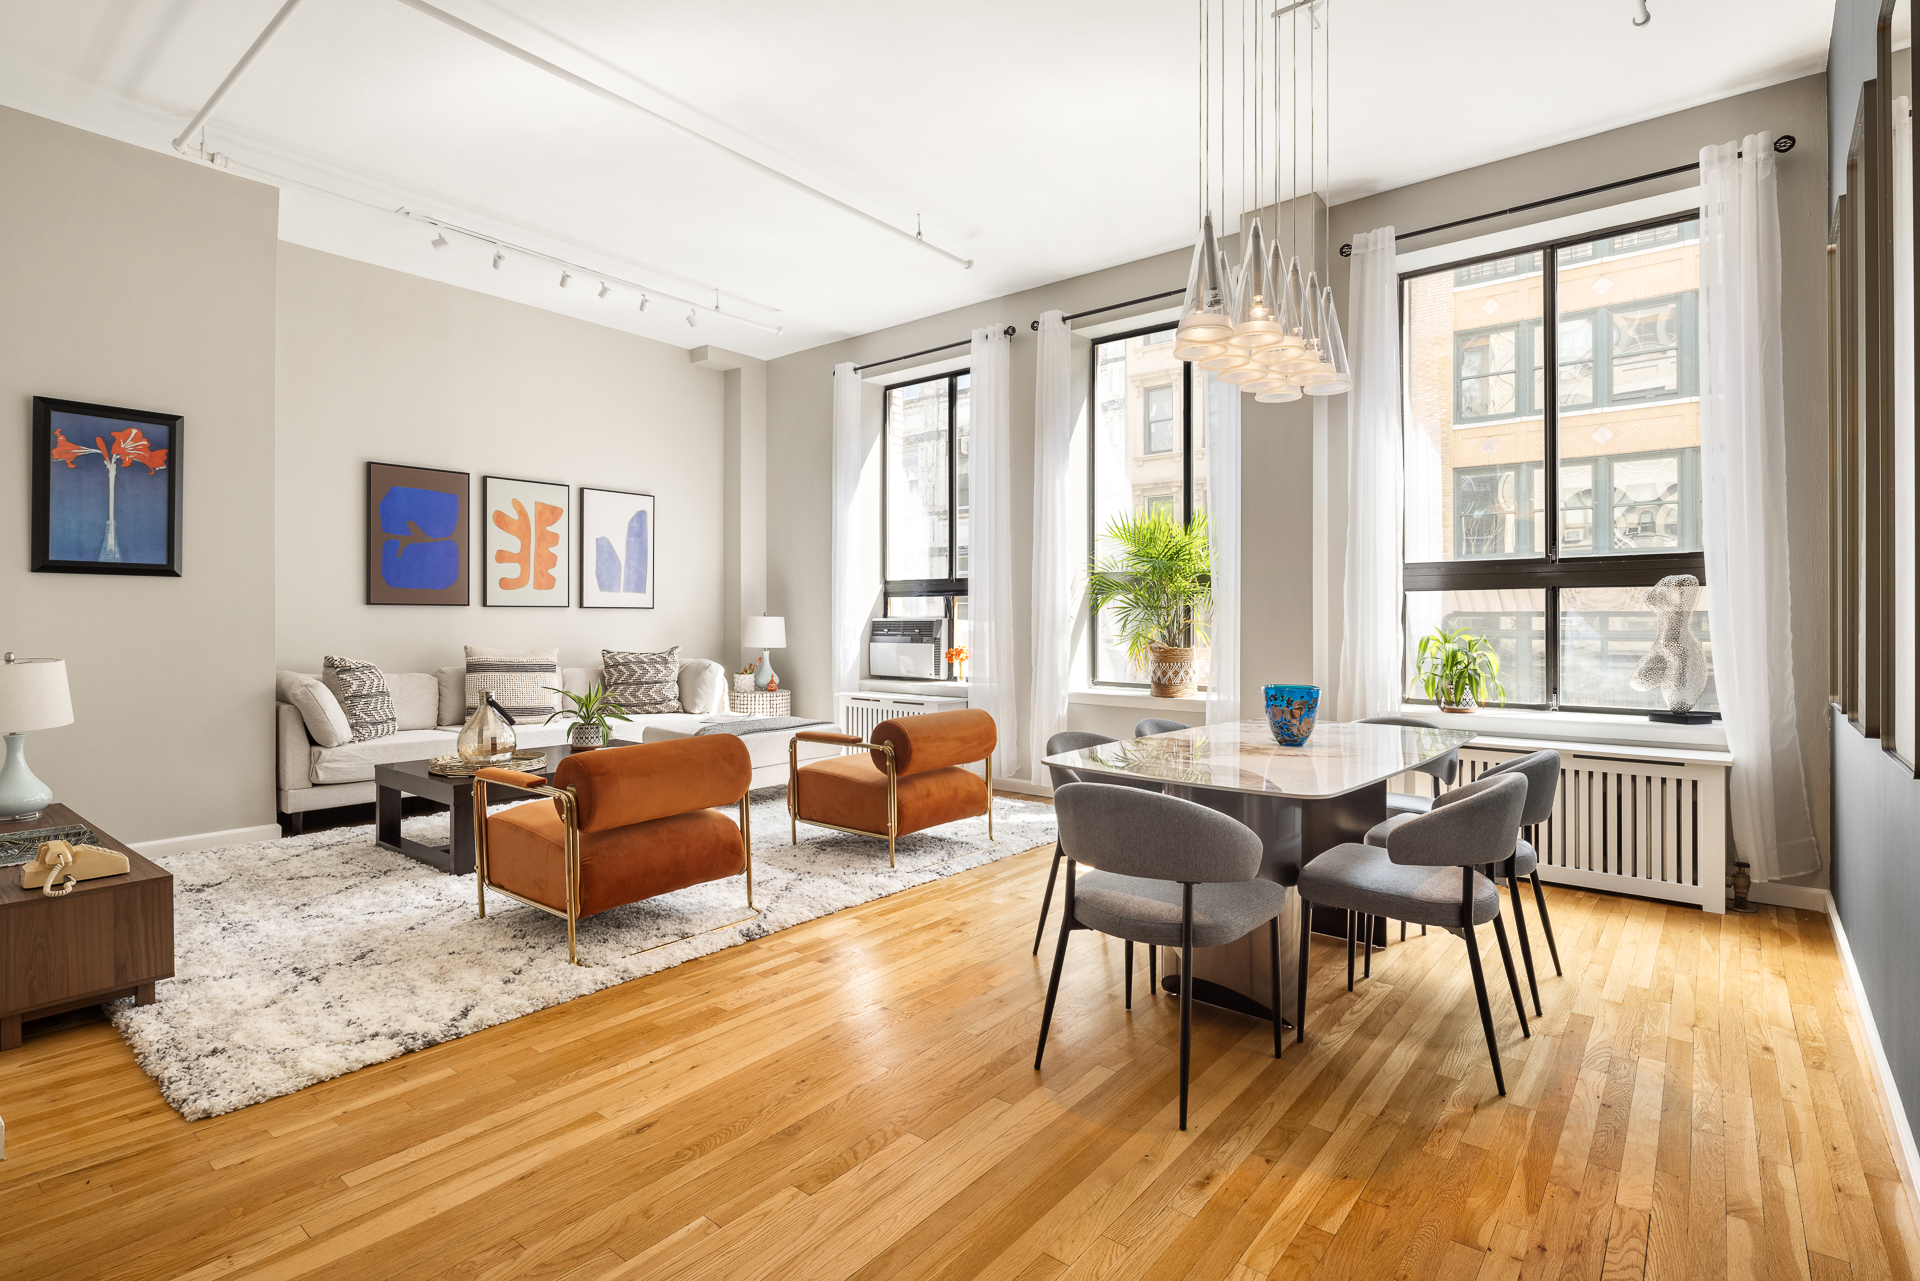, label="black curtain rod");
[1341,134,1795,254]
[1027,288,1187,331]
[852,325,1017,374]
